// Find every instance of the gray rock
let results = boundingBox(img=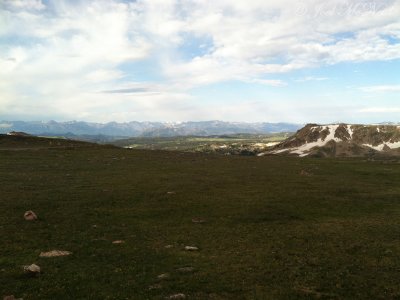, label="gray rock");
[184,246,199,251]
[23,264,40,275]
[166,294,186,299]
[39,250,72,257]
